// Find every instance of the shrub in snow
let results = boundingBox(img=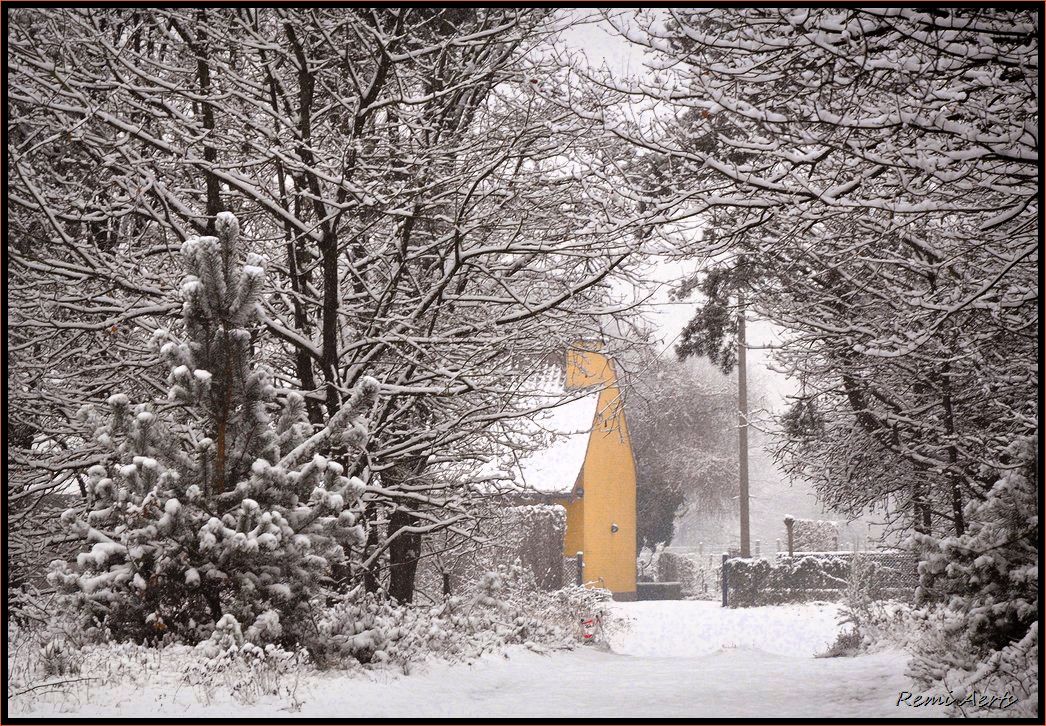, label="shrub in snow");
[905,610,1038,717]
[184,617,304,706]
[655,551,722,599]
[310,563,613,671]
[47,212,380,648]
[636,544,664,583]
[907,435,1038,715]
[39,635,82,677]
[816,628,863,659]
[819,556,914,657]
[837,557,892,644]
